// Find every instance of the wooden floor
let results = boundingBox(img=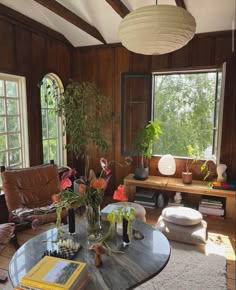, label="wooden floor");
[0,207,235,290]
